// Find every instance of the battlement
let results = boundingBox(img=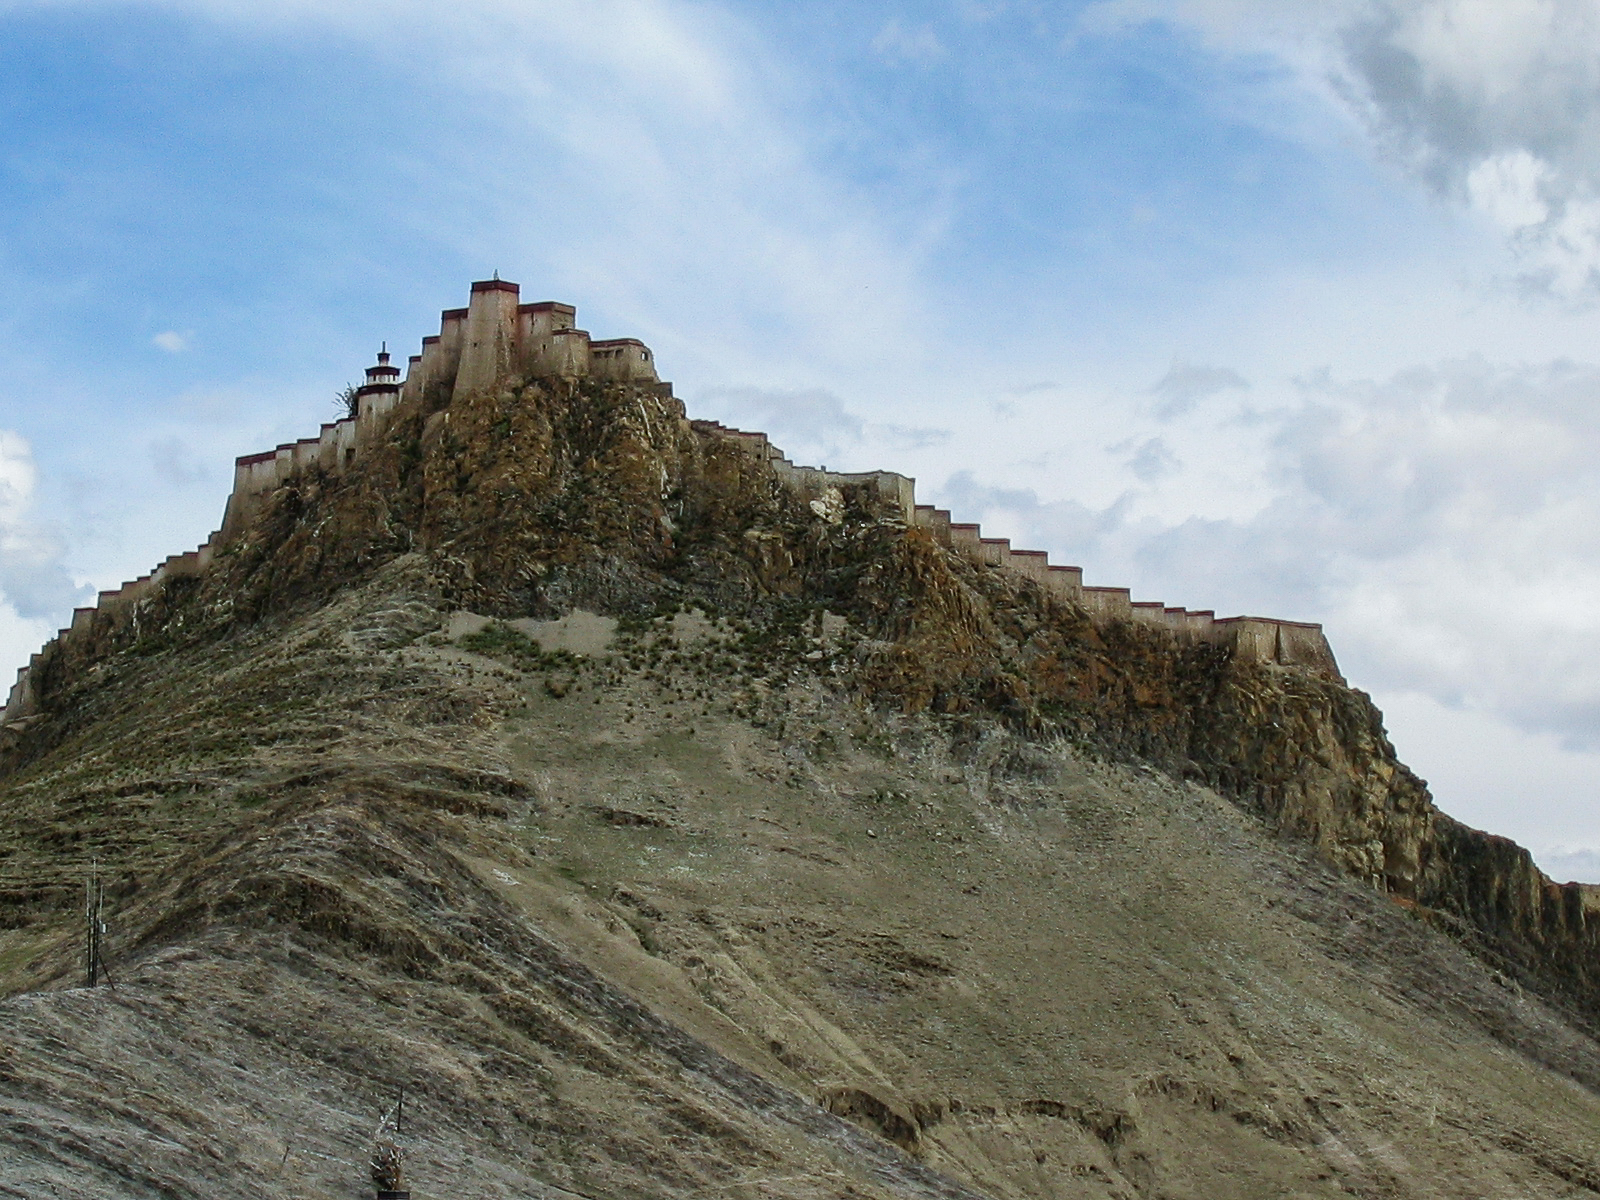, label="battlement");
[692,423,1341,679]
[0,279,1341,726]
